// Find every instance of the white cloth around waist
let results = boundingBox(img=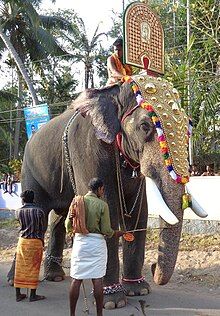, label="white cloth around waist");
[70,233,107,279]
